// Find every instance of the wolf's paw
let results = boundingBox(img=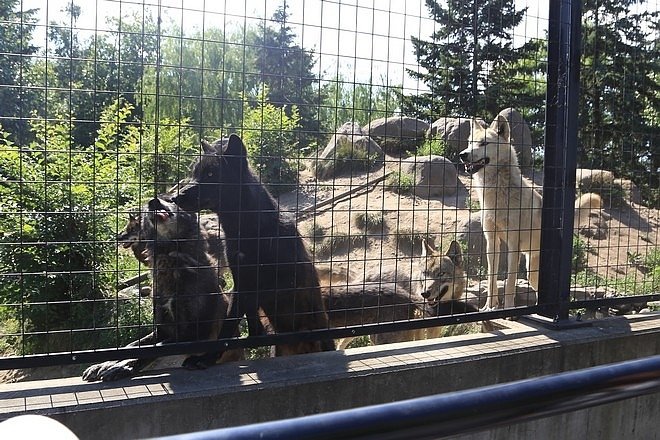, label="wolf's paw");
[82,359,137,382]
[182,353,216,370]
